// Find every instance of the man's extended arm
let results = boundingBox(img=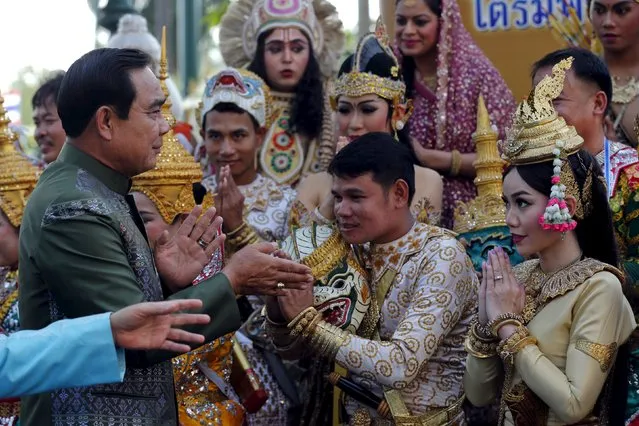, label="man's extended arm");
[0,313,124,398]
